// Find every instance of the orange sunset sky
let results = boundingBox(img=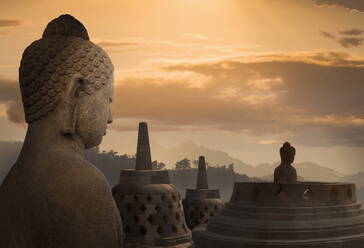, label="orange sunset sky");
[1,0,364,174]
